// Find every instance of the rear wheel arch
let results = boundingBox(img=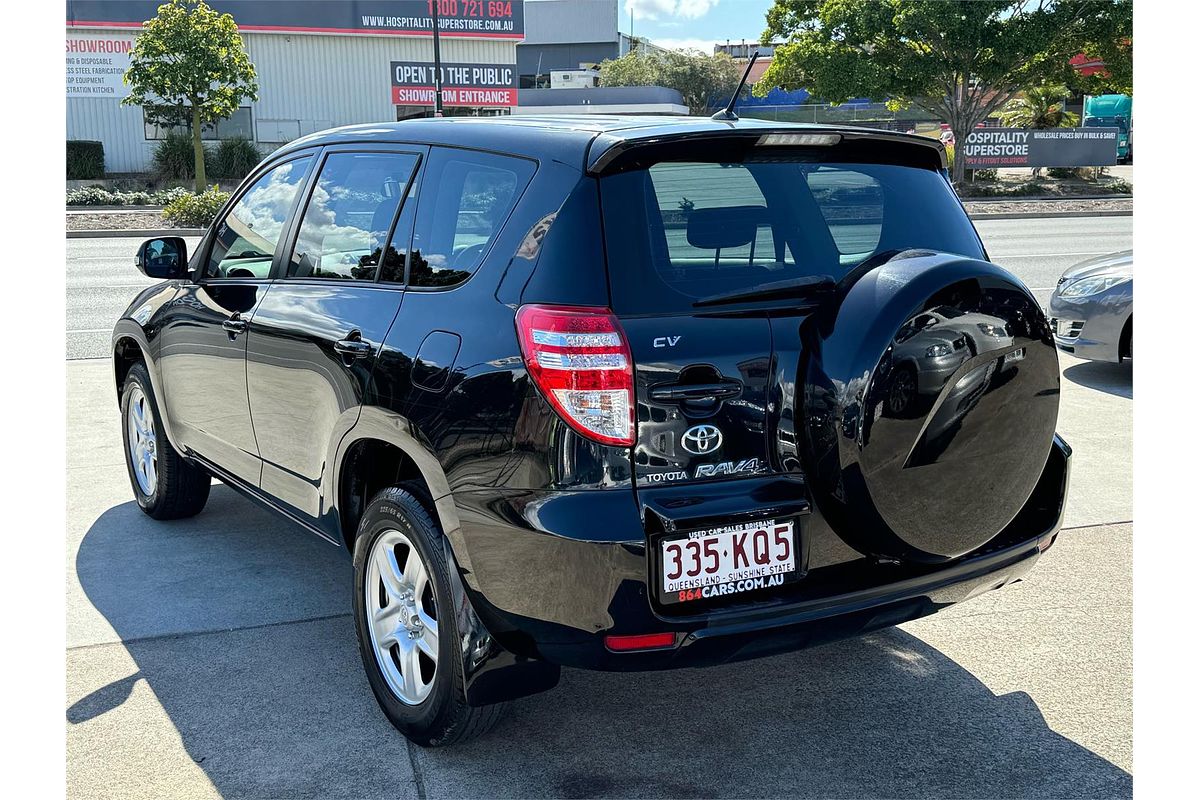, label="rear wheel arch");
[337,437,432,550]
